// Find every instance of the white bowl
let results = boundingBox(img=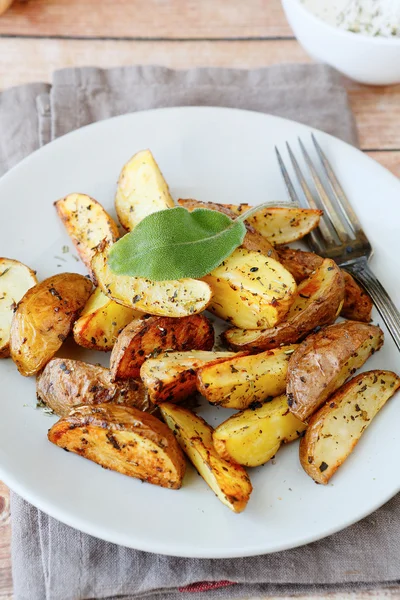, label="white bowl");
[282,0,400,85]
